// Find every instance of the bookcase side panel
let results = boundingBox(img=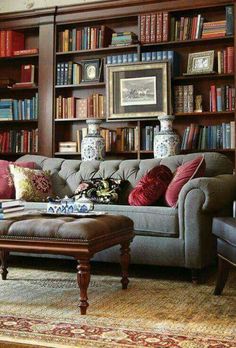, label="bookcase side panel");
[38,21,55,157]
